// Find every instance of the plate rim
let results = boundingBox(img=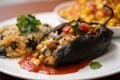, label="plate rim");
[0,12,120,80]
